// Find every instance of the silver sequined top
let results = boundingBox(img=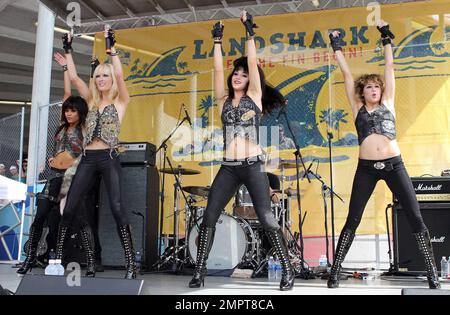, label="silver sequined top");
[84,104,121,149]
